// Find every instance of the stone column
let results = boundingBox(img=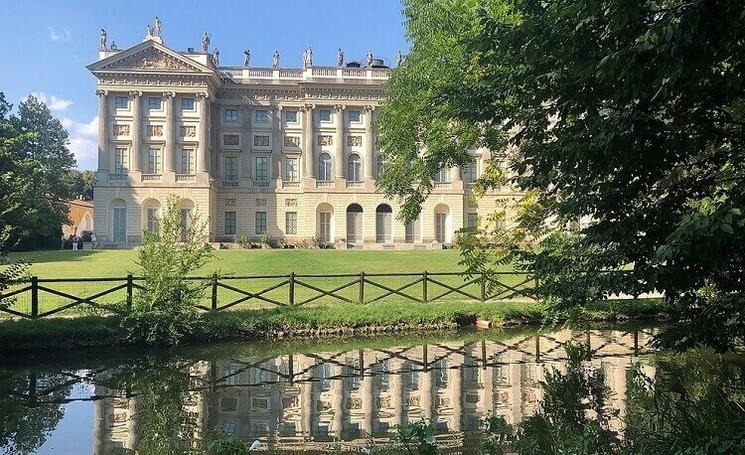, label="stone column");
[451,165,462,183]
[331,365,347,437]
[272,104,283,181]
[449,351,463,432]
[197,92,210,174]
[334,105,345,179]
[389,359,405,428]
[96,90,109,173]
[303,104,314,179]
[163,92,176,180]
[129,91,142,173]
[241,105,252,179]
[364,106,375,180]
